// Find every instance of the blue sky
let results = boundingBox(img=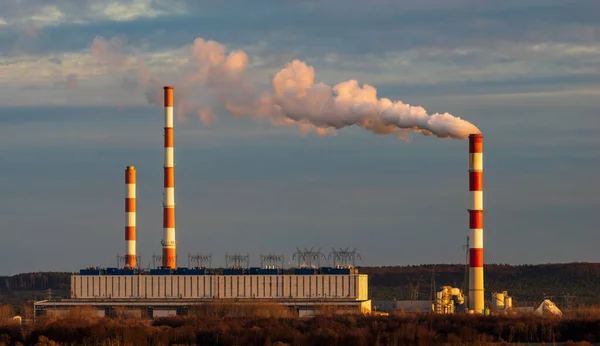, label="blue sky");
[0,0,599,274]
